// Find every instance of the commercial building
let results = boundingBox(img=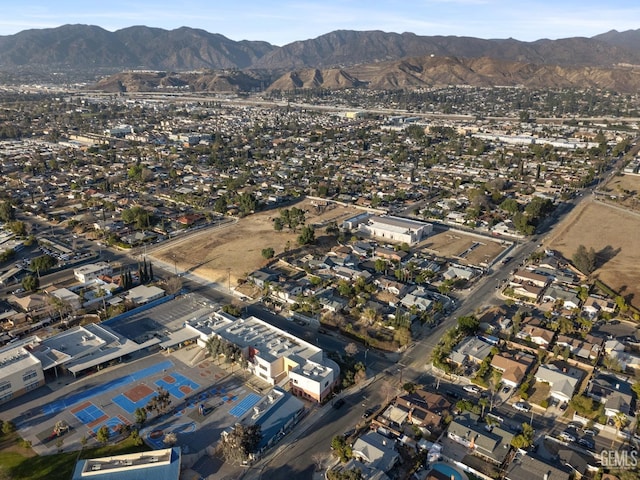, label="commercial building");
[74,262,112,283]
[359,215,432,245]
[0,344,45,405]
[188,313,339,403]
[72,447,181,480]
